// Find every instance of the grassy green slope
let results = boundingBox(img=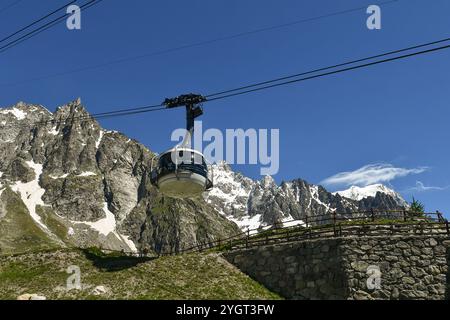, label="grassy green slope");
[0,249,280,300]
[0,188,59,255]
